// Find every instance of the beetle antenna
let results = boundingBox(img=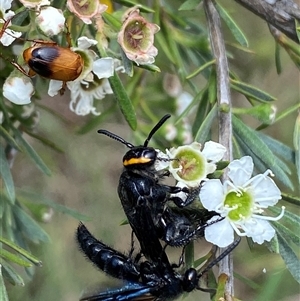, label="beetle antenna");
[144,114,171,147]
[98,130,134,149]
[197,237,241,282]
